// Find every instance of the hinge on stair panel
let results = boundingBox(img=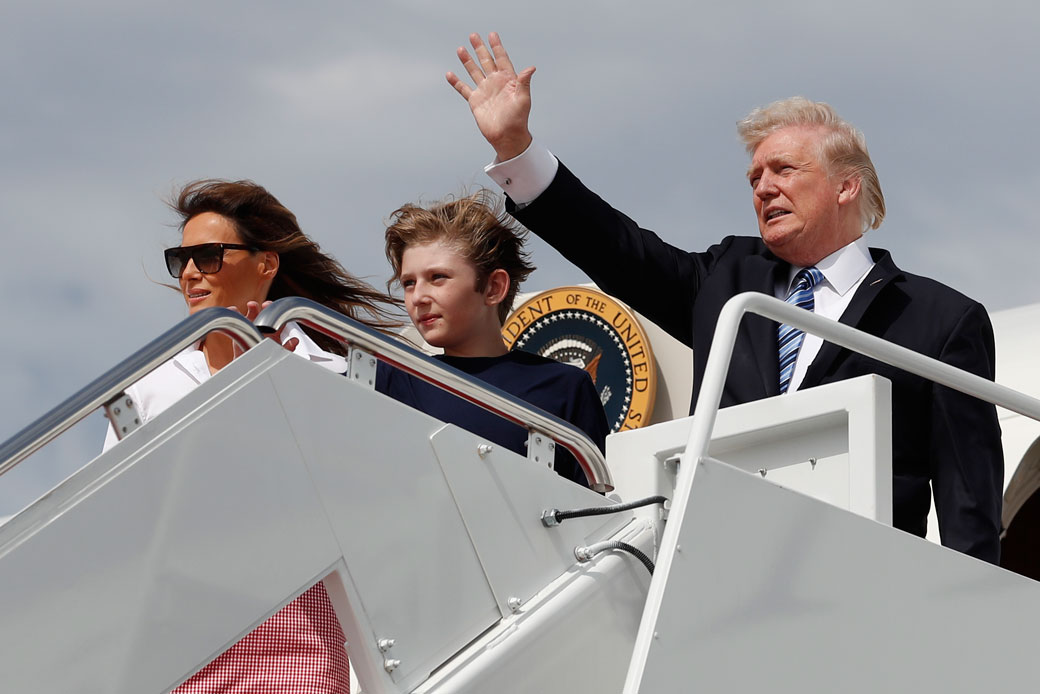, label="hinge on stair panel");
[104,392,141,441]
[347,347,378,388]
[659,453,684,520]
[527,432,555,470]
